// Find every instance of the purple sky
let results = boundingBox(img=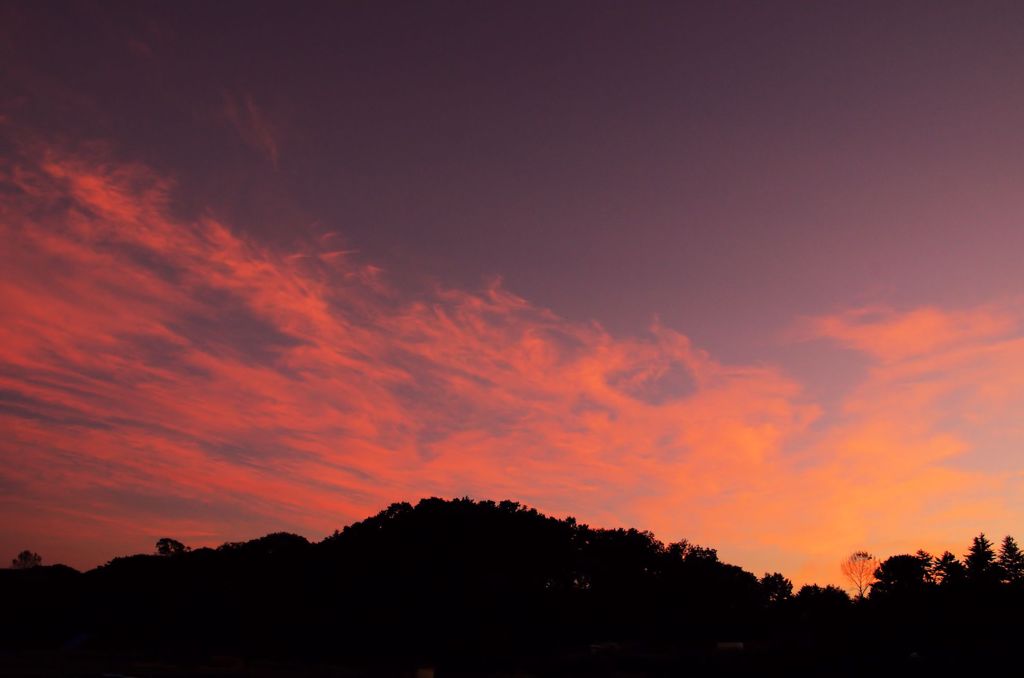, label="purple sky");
[3,1,1024,584]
